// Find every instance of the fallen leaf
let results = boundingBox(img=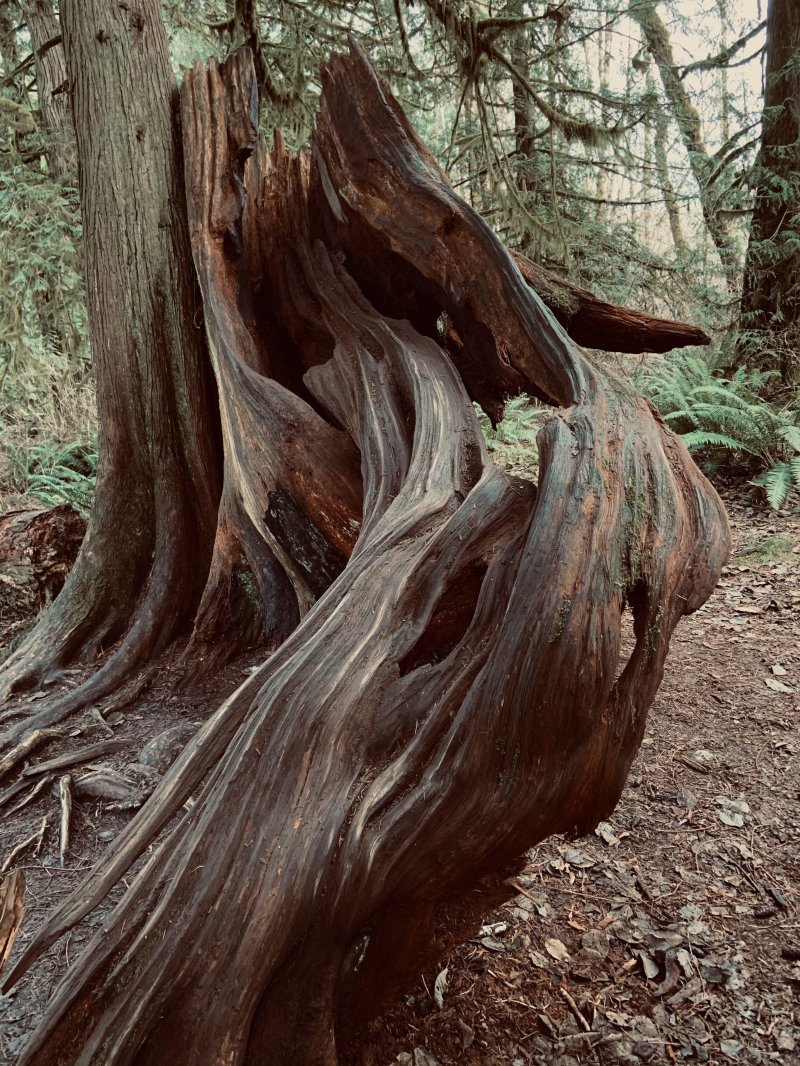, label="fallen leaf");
[456,1020,474,1049]
[720,1038,742,1059]
[717,810,744,827]
[765,677,793,693]
[544,937,570,962]
[413,1051,440,1066]
[776,1032,796,1053]
[433,966,448,1010]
